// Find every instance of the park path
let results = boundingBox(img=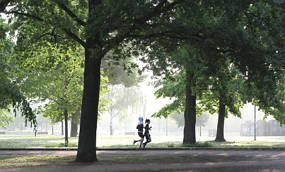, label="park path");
[1,150,285,172]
